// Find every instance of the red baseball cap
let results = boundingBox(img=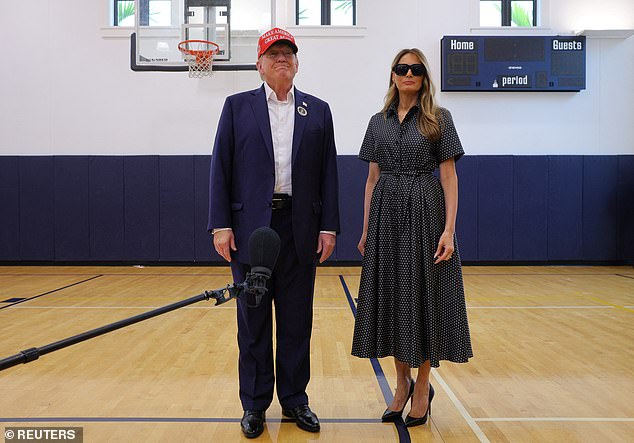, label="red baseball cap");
[257,27,298,59]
